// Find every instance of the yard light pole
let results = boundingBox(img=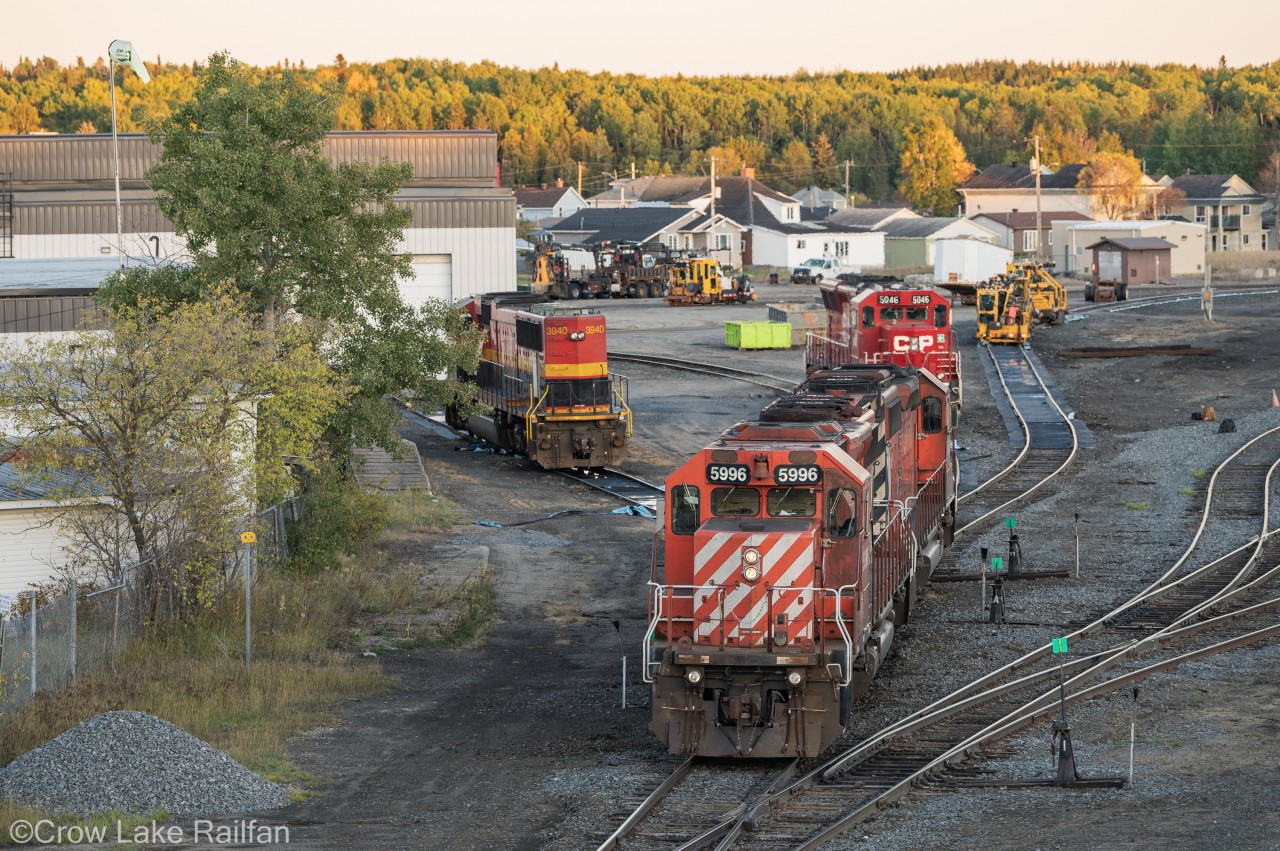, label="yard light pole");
[108,39,150,269]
